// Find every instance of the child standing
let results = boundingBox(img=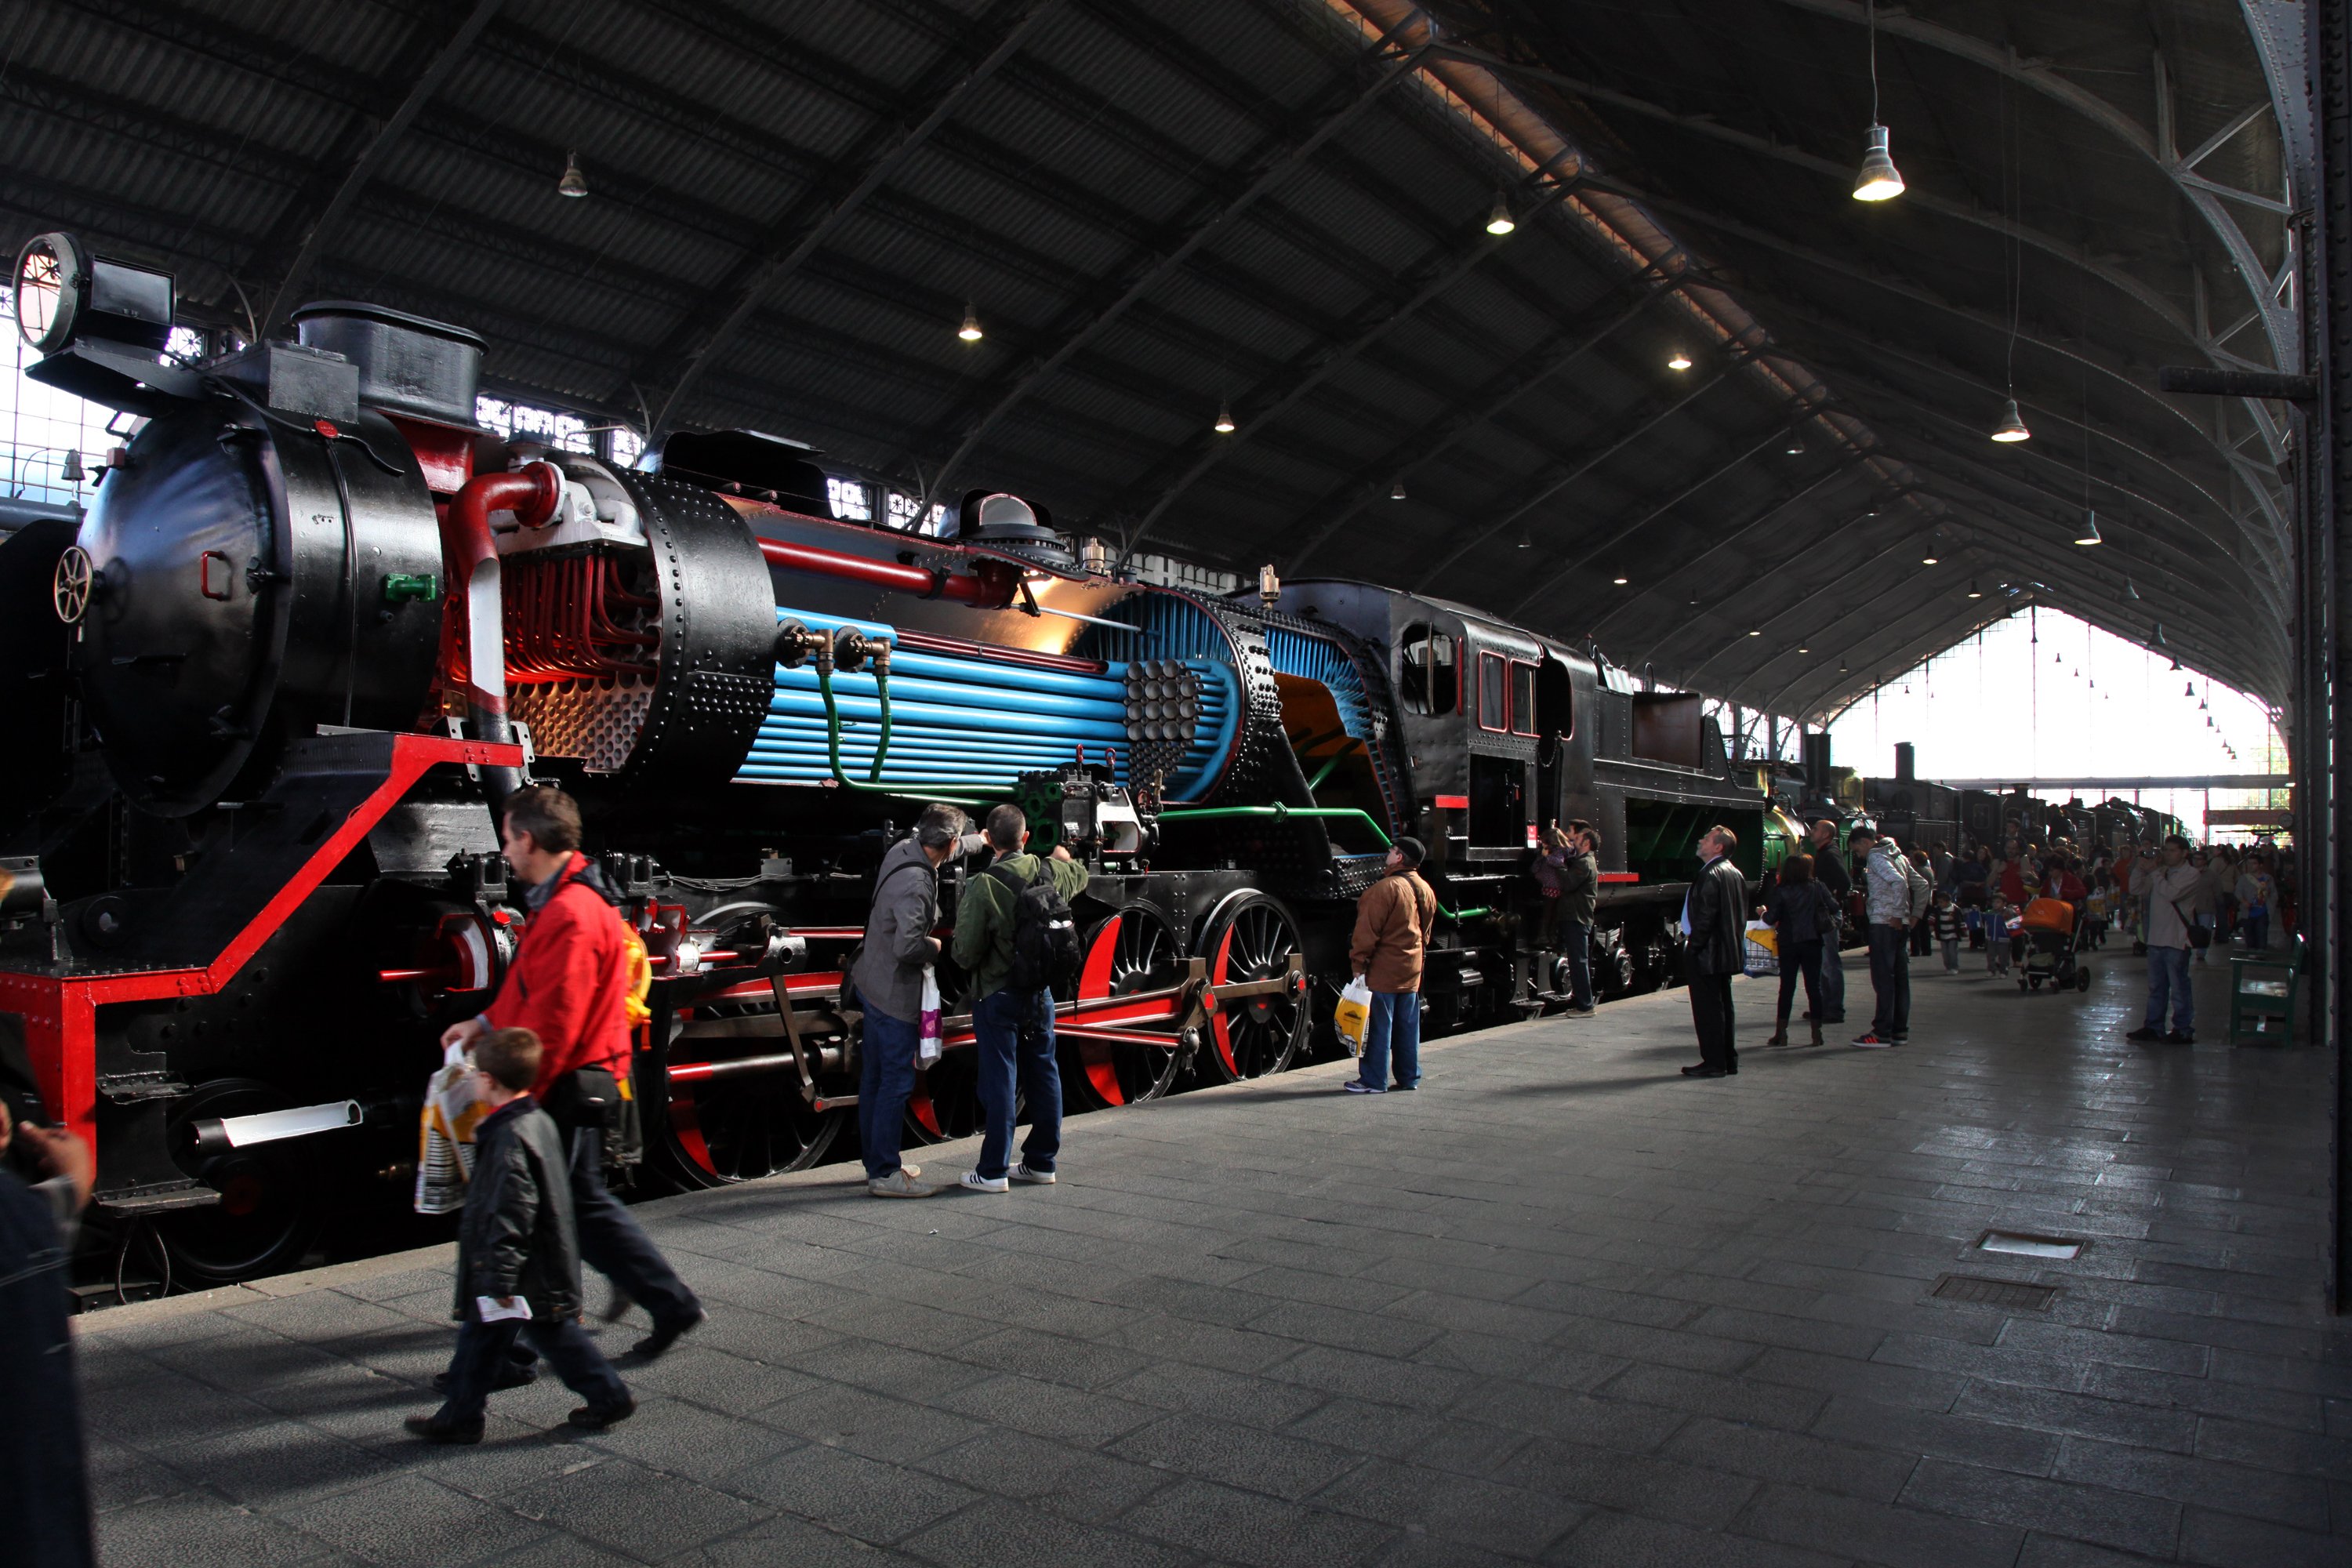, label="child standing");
[407,1028,633,1443]
[1932,889,1965,972]
[1985,897,2014,976]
